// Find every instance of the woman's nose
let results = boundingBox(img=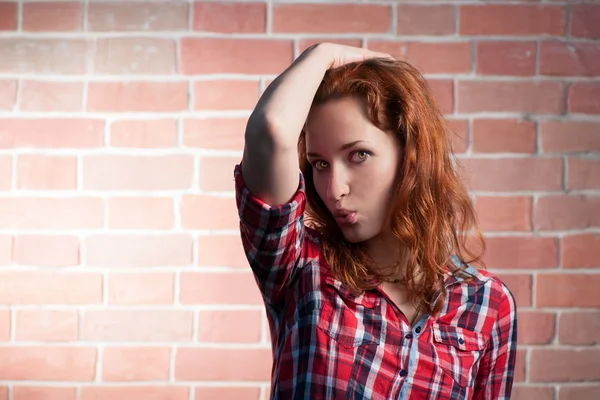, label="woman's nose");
[326,168,350,201]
